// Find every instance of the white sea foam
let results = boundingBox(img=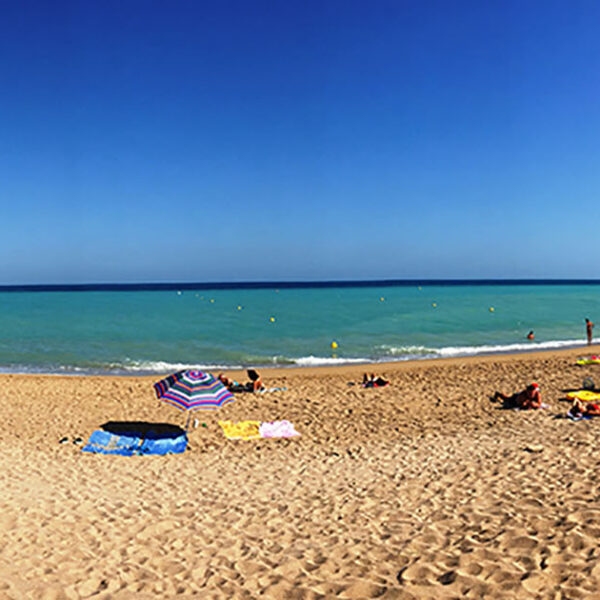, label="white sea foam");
[381,339,586,360]
[293,355,370,366]
[378,345,433,357]
[115,359,243,373]
[437,339,585,357]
